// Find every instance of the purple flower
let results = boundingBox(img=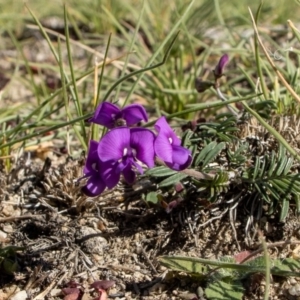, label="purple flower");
[98,127,155,186]
[81,140,107,197]
[90,101,148,128]
[214,54,229,79]
[154,116,192,171]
